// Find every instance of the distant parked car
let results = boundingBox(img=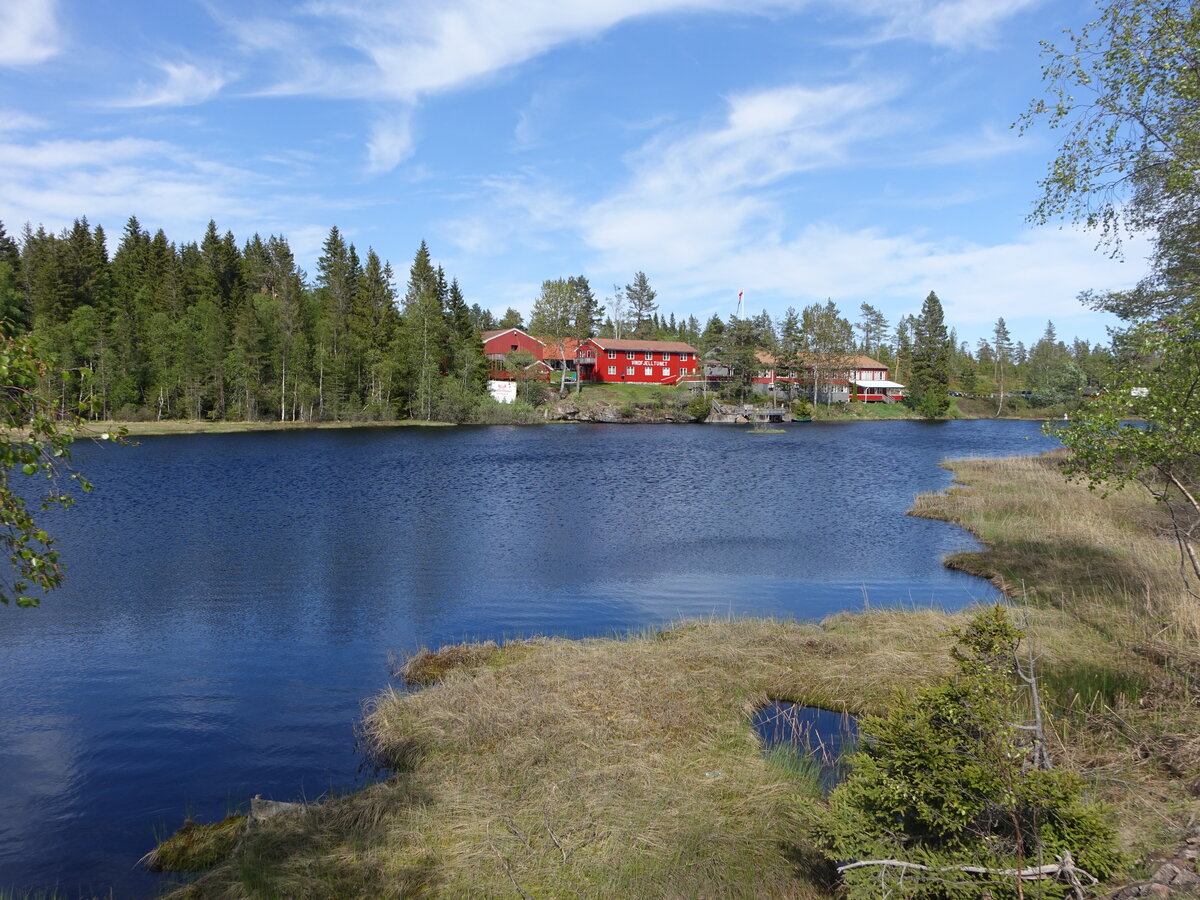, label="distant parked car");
[949,391,963,397]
